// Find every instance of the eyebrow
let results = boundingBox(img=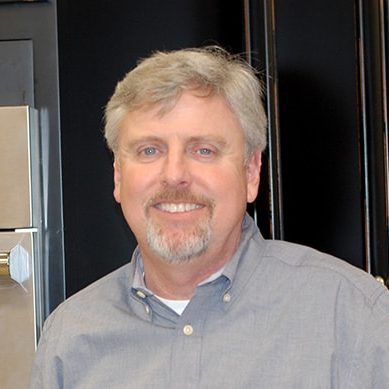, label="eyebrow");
[121,136,163,150]
[122,134,229,149]
[185,135,228,148]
